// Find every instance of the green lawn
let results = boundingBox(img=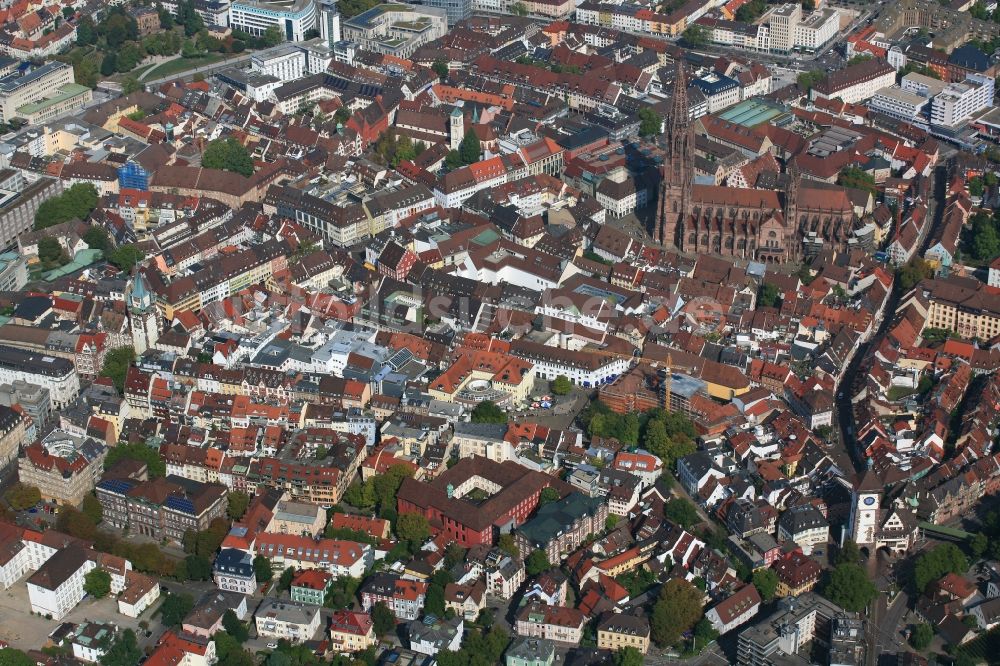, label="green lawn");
[140,53,231,81]
[887,385,918,401]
